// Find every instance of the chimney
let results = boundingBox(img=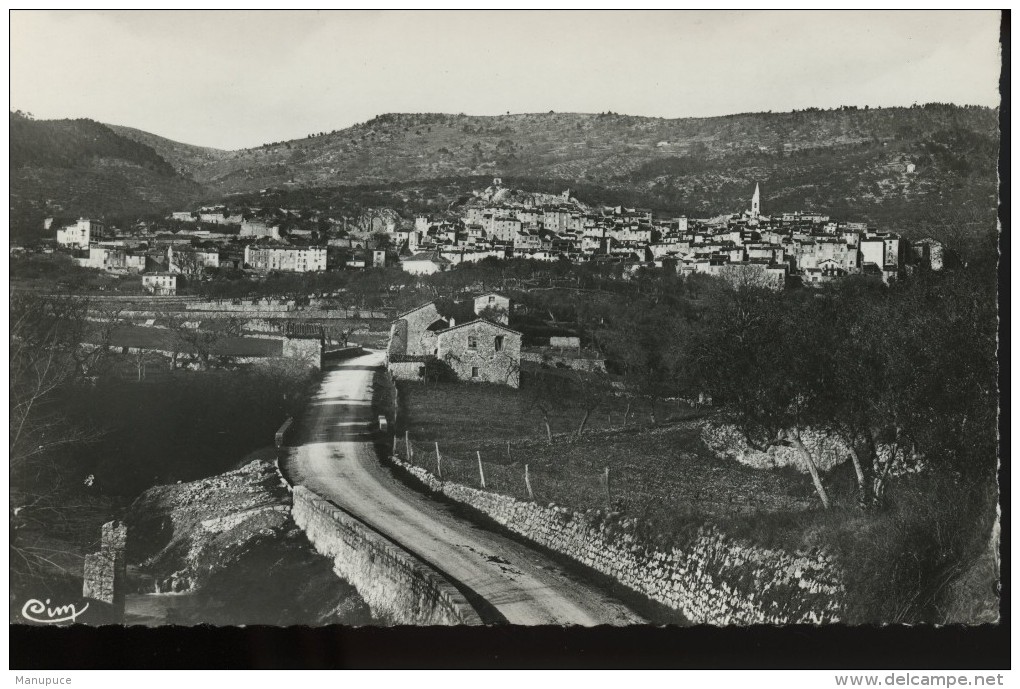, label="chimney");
[449,317,456,328]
